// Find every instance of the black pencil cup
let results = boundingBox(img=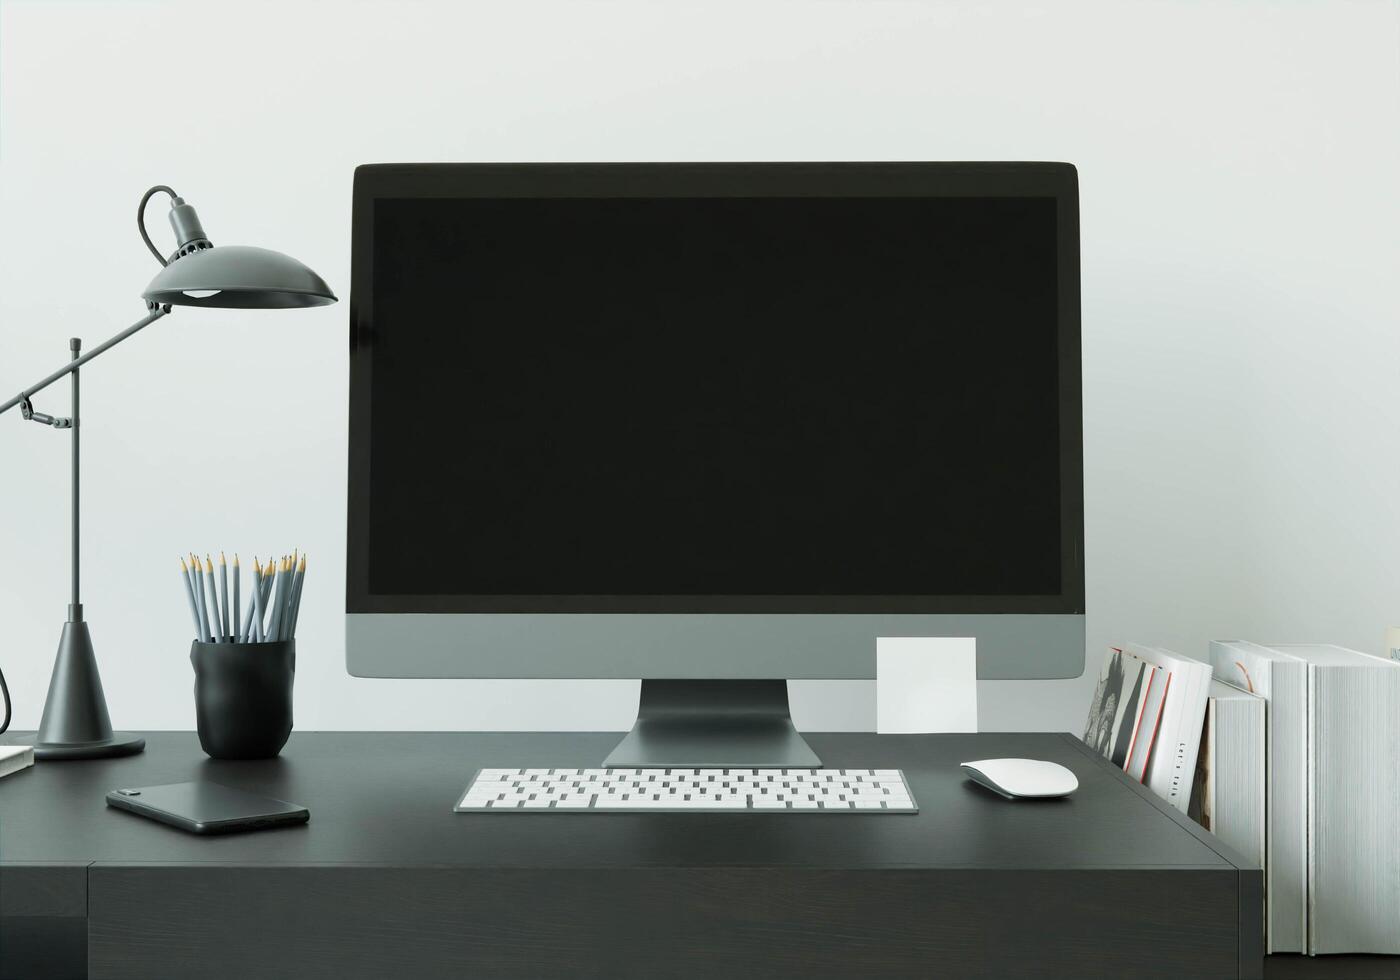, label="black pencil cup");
[191,640,295,759]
